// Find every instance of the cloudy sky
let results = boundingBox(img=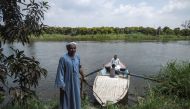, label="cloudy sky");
[44,0,190,28]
